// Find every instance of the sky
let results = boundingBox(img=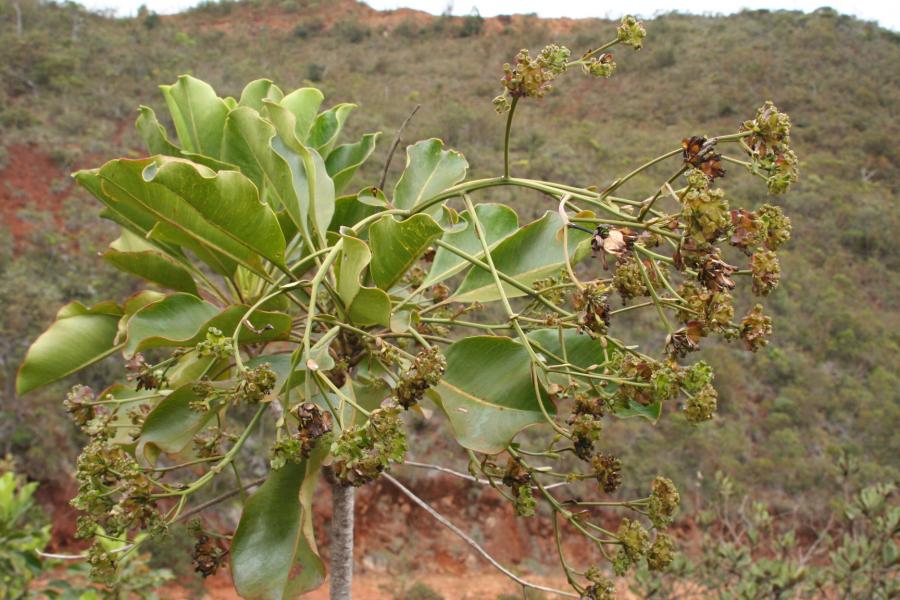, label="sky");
[74,0,900,30]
